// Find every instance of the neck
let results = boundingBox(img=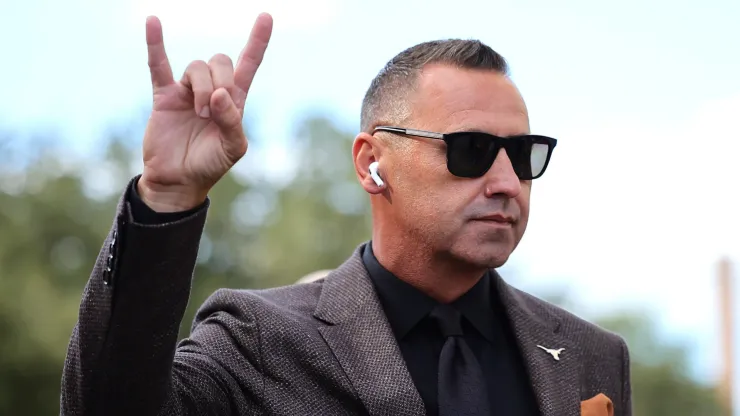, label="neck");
[371,227,486,304]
